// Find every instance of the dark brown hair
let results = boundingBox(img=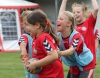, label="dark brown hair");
[27,10,60,45]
